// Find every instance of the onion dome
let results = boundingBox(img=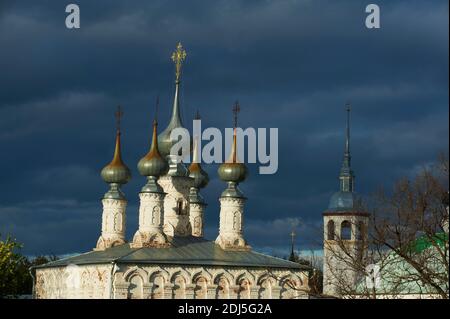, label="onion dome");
[218,128,248,198]
[138,120,168,192]
[218,128,248,183]
[189,137,209,189]
[218,102,248,198]
[101,107,131,200]
[101,132,131,185]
